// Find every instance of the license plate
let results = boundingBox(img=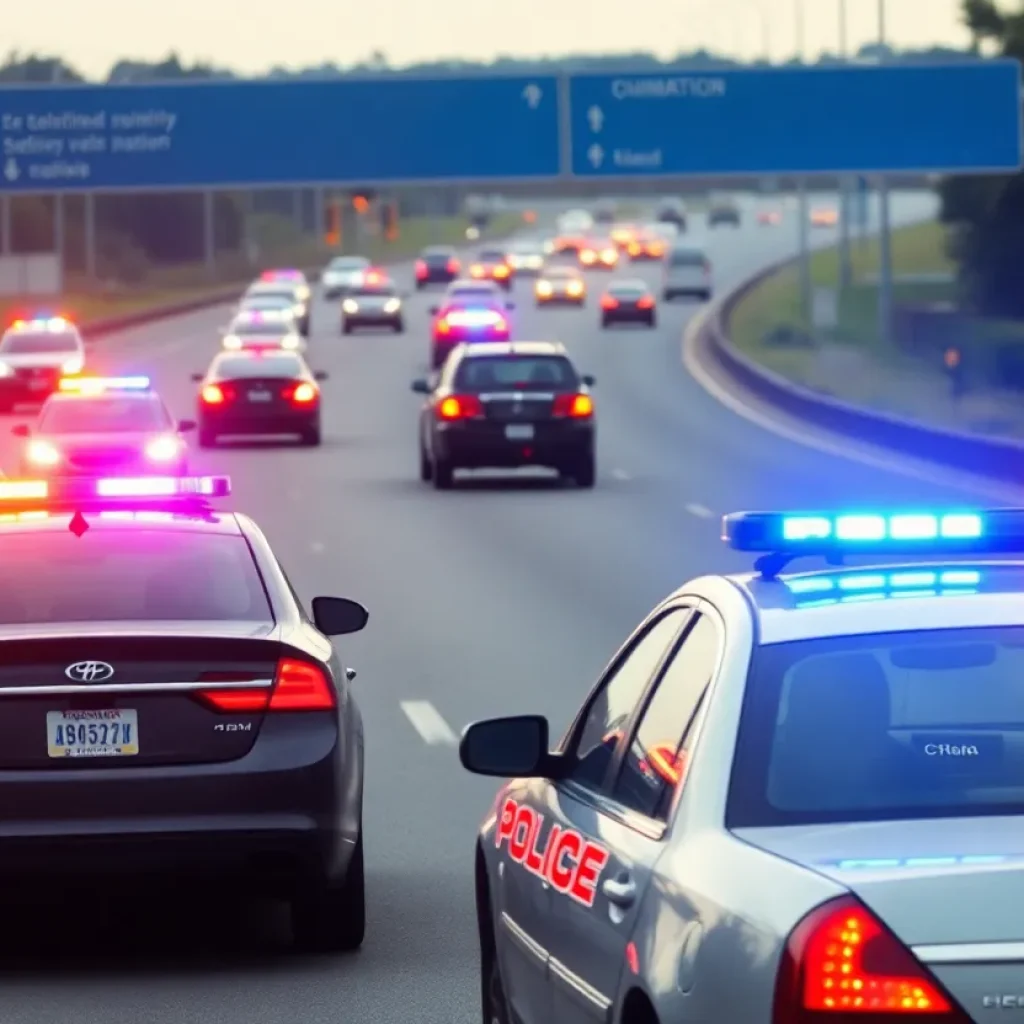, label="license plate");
[505,424,534,440]
[46,709,139,759]
[248,390,272,402]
